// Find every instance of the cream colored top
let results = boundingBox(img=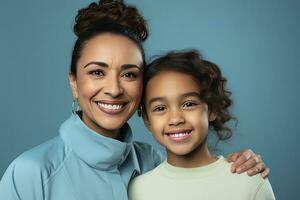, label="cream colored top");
[128,156,275,200]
